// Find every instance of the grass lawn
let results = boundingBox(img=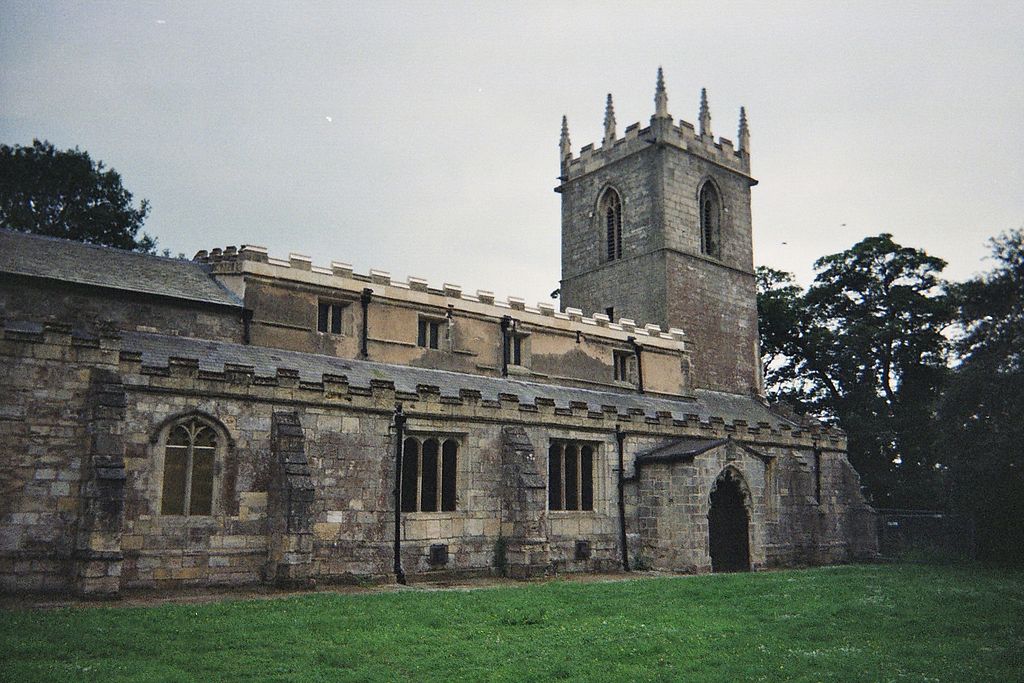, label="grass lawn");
[2,563,1022,682]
